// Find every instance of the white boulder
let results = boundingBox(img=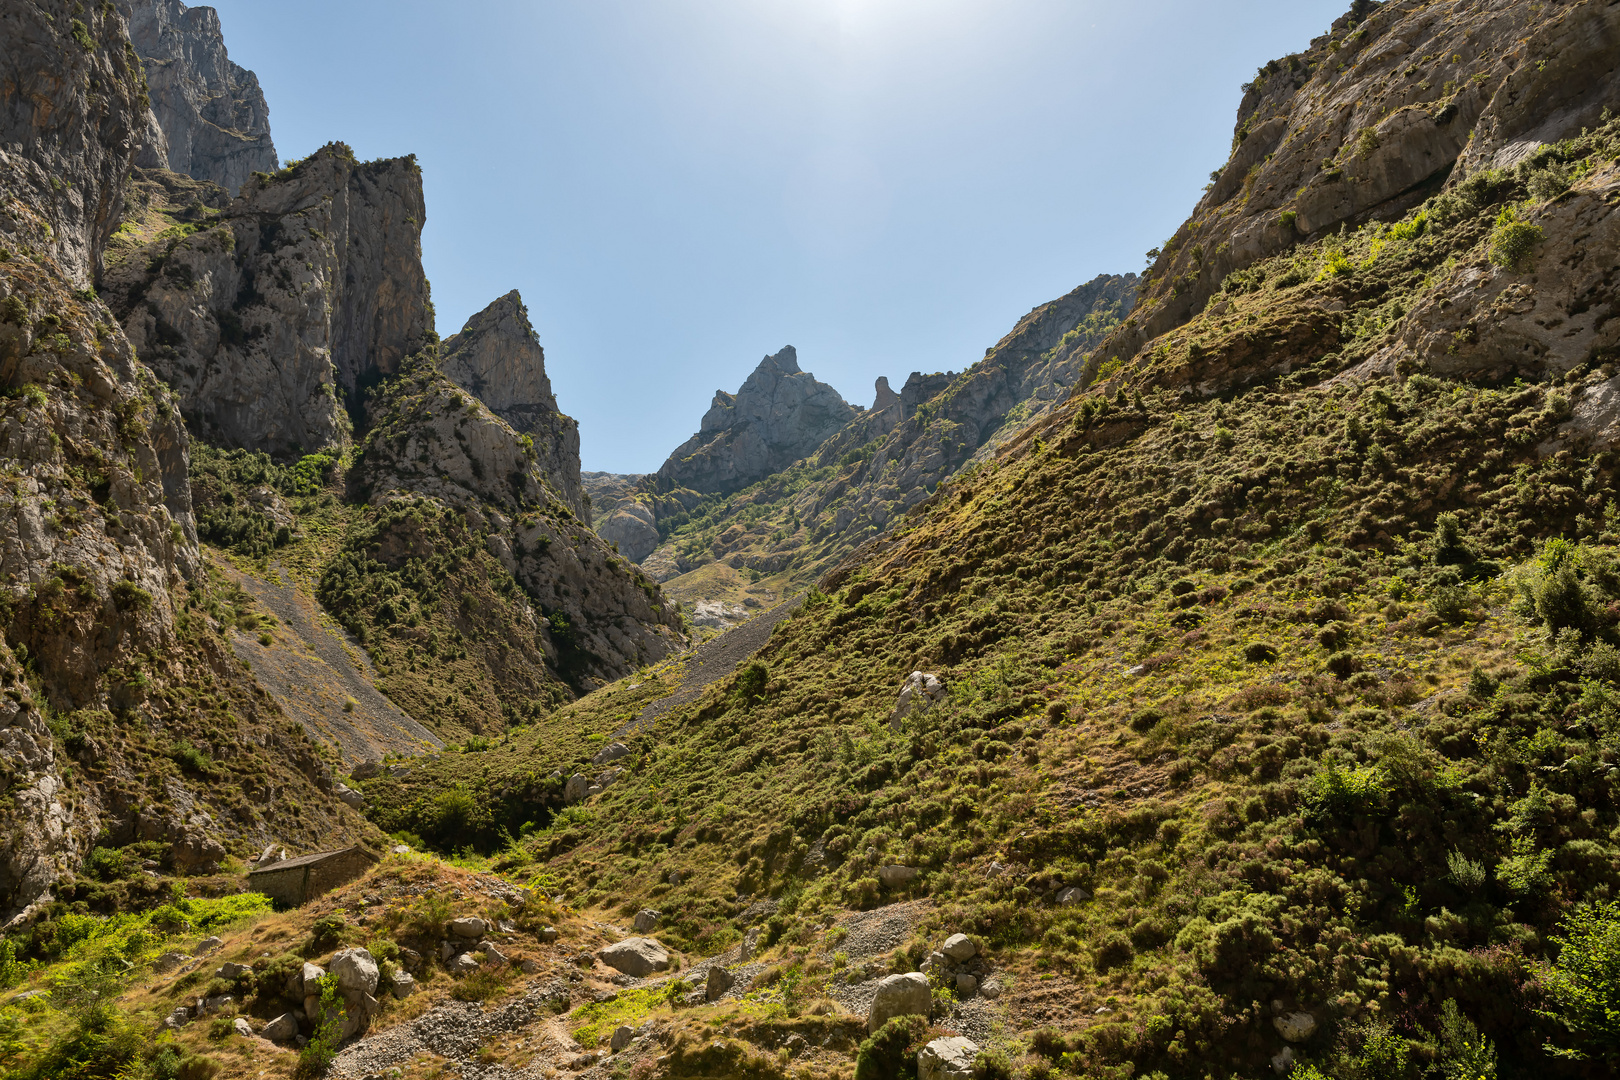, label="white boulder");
[918,1036,980,1080]
[599,937,670,978]
[867,971,931,1032]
